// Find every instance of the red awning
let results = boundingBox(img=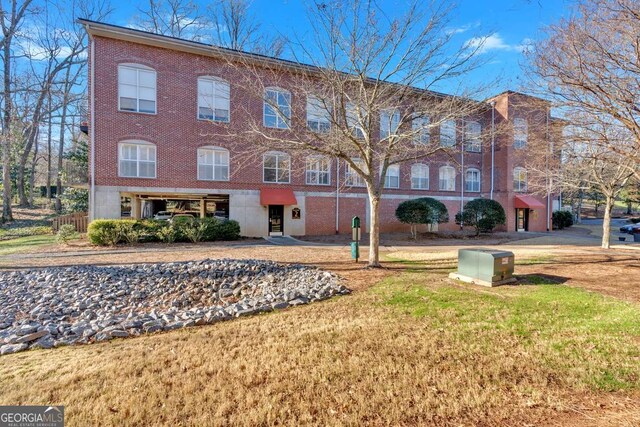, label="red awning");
[514,194,546,209]
[260,188,297,205]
